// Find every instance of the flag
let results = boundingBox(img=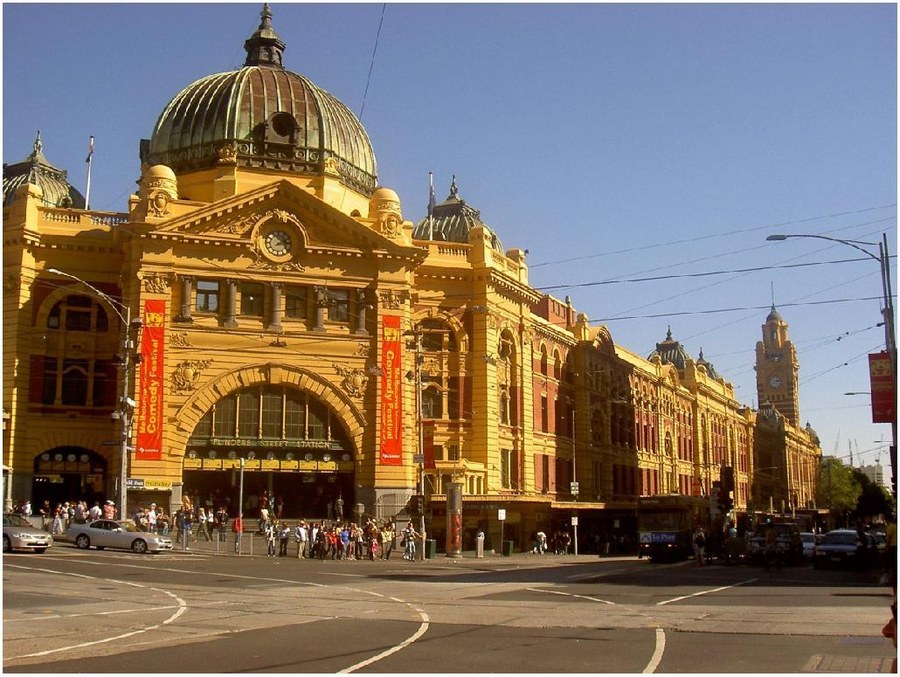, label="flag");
[85,136,94,163]
[427,171,435,217]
